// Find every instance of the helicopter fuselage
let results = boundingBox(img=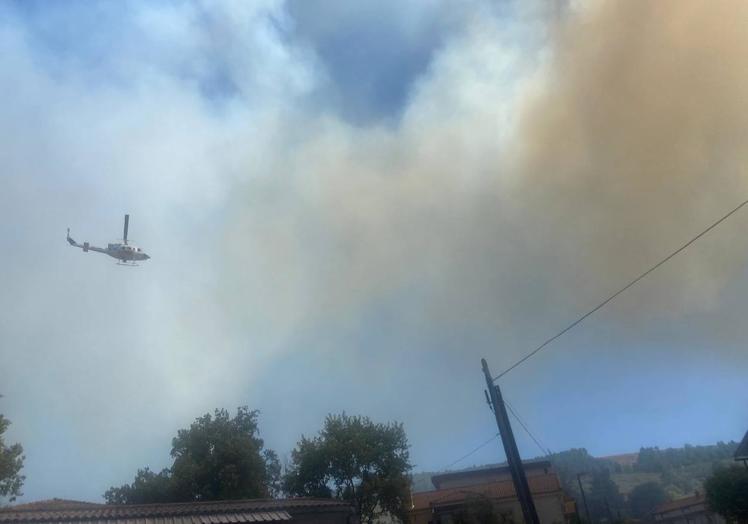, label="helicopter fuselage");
[106,243,150,262]
[67,214,150,264]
